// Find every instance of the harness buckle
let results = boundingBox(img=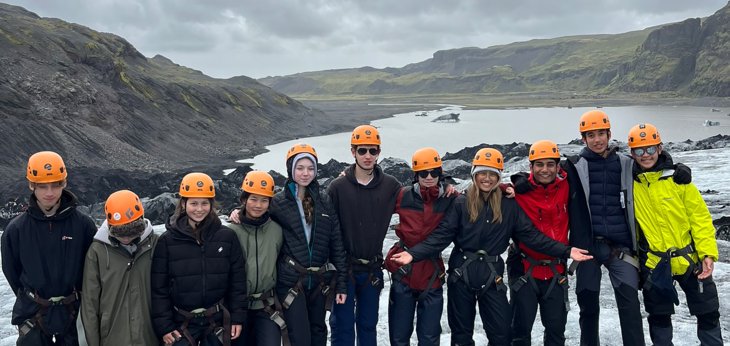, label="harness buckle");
[282,288,299,309]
